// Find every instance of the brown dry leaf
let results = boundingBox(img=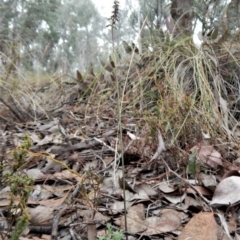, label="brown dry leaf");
[100,177,114,195]
[178,212,218,240]
[29,132,42,144]
[186,185,212,196]
[236,233,240,240]
[28,205,55,225]
[134,183,157,196]
[31,184,72,201]
[121,216,147,234]
[211,176,240,206]
[76,70,83,82]
[99,59,113,72]
[219,96,229,130]
[185,195,202,207]
[150,128,165,161]
[37,134,54,146]
[93,211,110,223]
[164,192,186,204]
[42,159,62,173]
[88,223,97,240]
[182,195,210,211]
[111,200,133,214]
[123,190,135,201]
[215,213,232,239]
[83,160,98,171]
[222,170,240,180]
[109,59,115,69]
[0,215,8,231]
[198,172,217,189]
[123,40,132,54]
[38,194,68,208]
[78,209,110,222]
[144,212,181,235]
[53,170,82,182]
[118,177,136,193]
[127,131,140,140]
[161,208,188,222]
[0,190,28,207]
[158,182,176,193]
[46,185,72,198]
[128,189,150,201]
[195,143,222,169]
[128,204,145,220]
[25,168,46,180]
[103,156,114,166]
[37,120,58,131]
[120,204,148,233]
[224,213,237,233]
